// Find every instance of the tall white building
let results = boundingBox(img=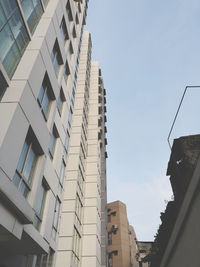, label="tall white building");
[0,1,108,267]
